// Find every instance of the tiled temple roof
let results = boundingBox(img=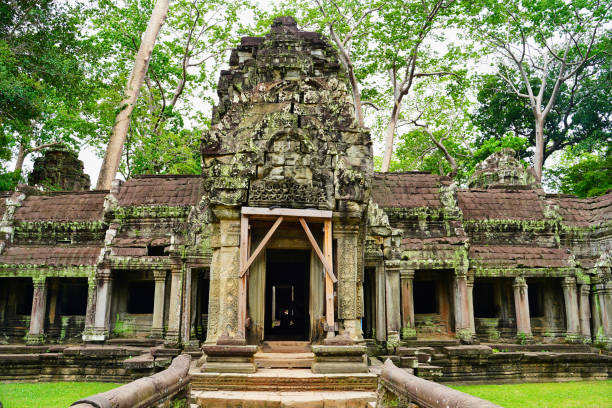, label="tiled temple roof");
[0,246,101,266]
[116,175,203,207]
[372,172,449,208]
[457,189,545,220]
[14,191,107,222]
[553,195,592,227]
[469,245,570,269]
[590,192,612,225]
